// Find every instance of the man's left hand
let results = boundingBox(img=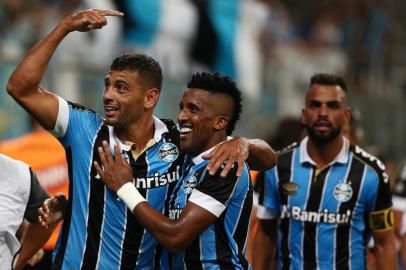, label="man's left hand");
[202,137,249,177]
